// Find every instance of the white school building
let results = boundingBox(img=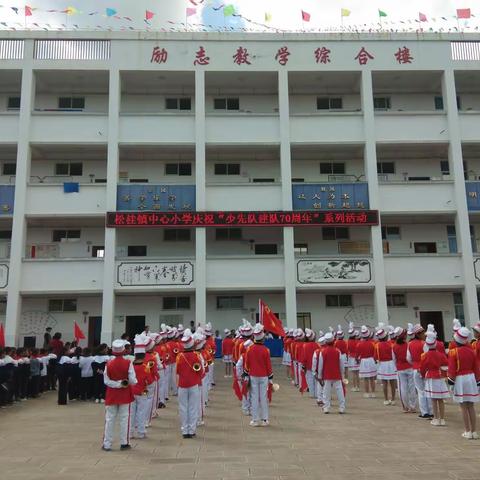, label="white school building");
[1,31,480,347]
